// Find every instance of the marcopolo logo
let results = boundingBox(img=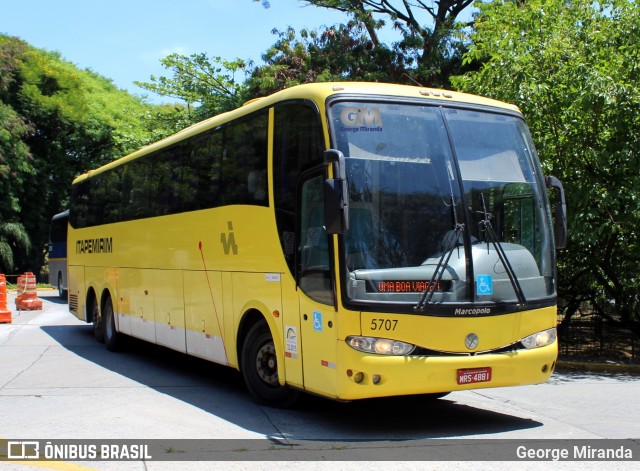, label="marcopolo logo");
[454,307,491,316]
